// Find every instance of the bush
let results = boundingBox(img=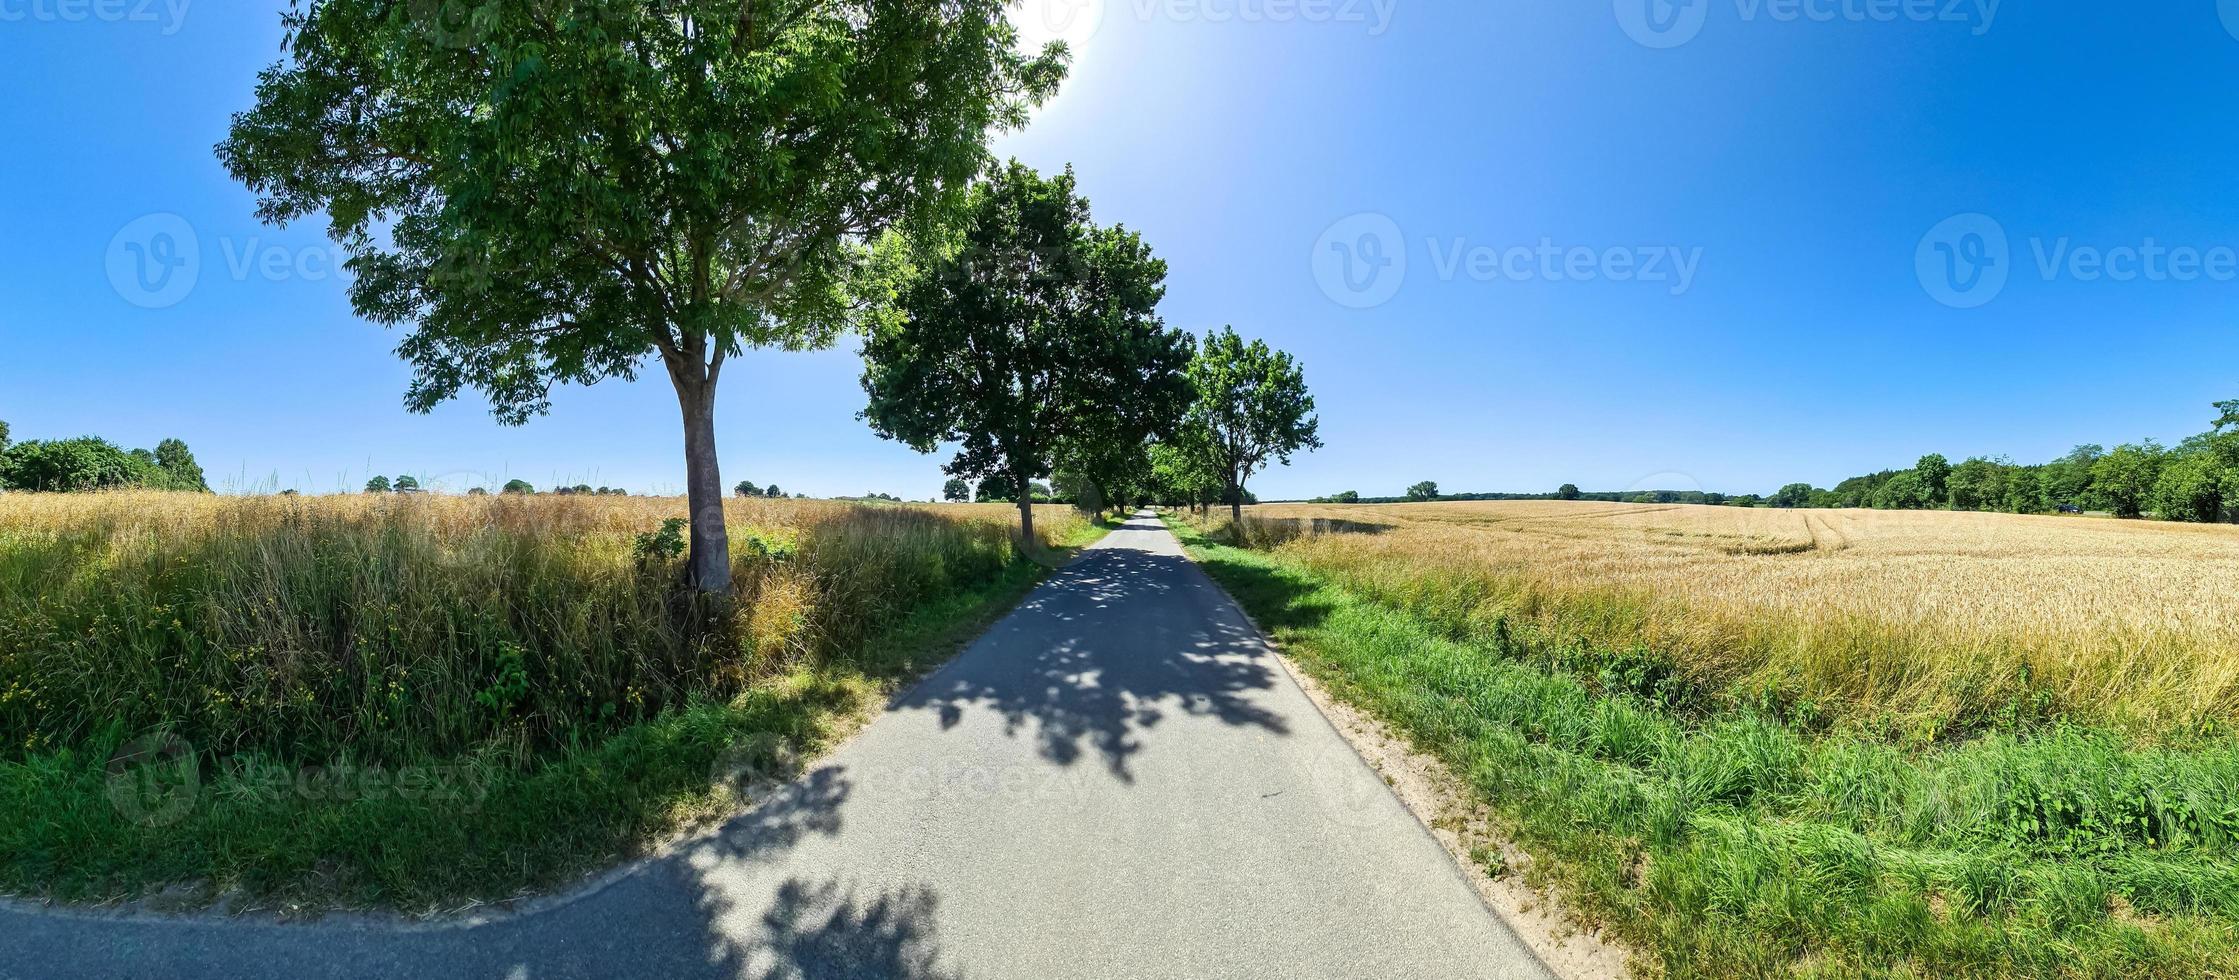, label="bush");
[2152,453,2231,523]
[0,437,146,491]
[0,436,210,493]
